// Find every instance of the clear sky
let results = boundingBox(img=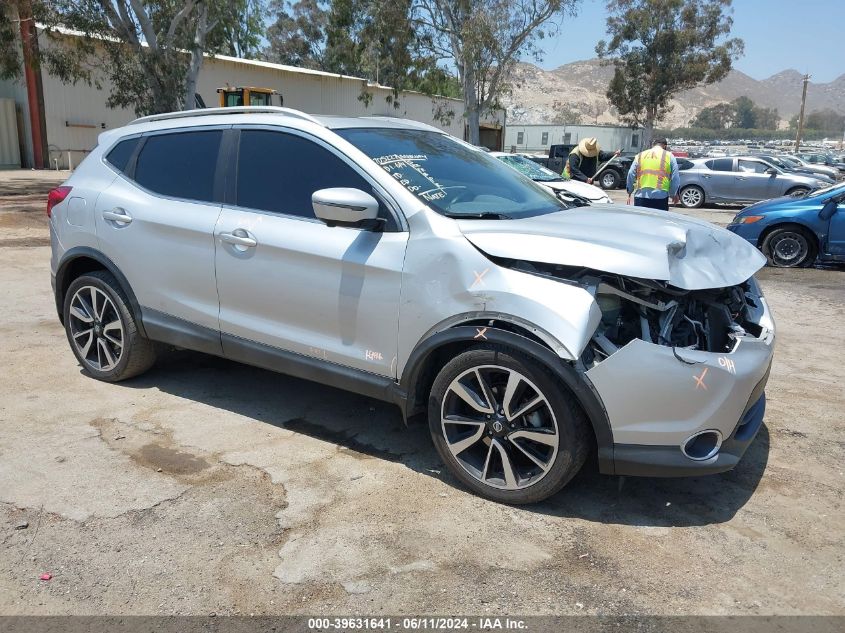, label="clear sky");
[538,0,845,83]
